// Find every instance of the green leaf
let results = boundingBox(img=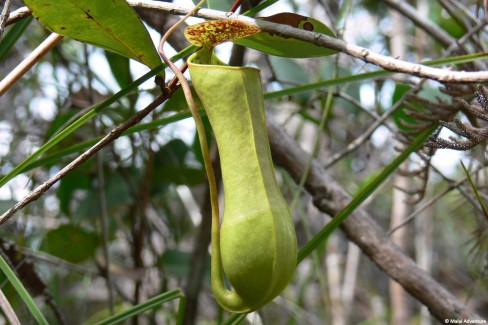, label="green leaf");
[243,0,279,17]
[83,303,132,325]
[192,0,233,11]
[269,56,311,102]
[0,16,33,61]
[153,139,205,186]
[41,224,99,263]
[160,249,192,279]
[92,289,186,325]
[461,161,488,221]
[105,50,133,89]
[0,254,49,325]
[162,86,201,113]
[74,173,134,220]
[23,0,163,77]
[428,2,465,39]
[57,169,91,215]
[391,83,415,132]
[233,13,339,58]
